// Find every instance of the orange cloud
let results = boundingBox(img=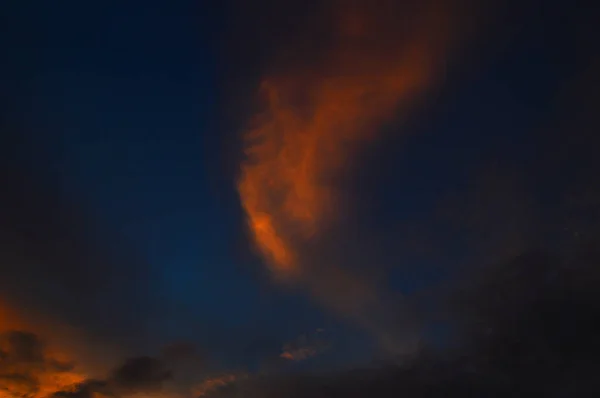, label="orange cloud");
[192,374,240,397]
[280,329,329,362]
[280,347,317,362]
[1,297,185,398]
[238,0,469,351]
[0,299,118,398]
[0,330,86,398]
[239,0,459,275]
